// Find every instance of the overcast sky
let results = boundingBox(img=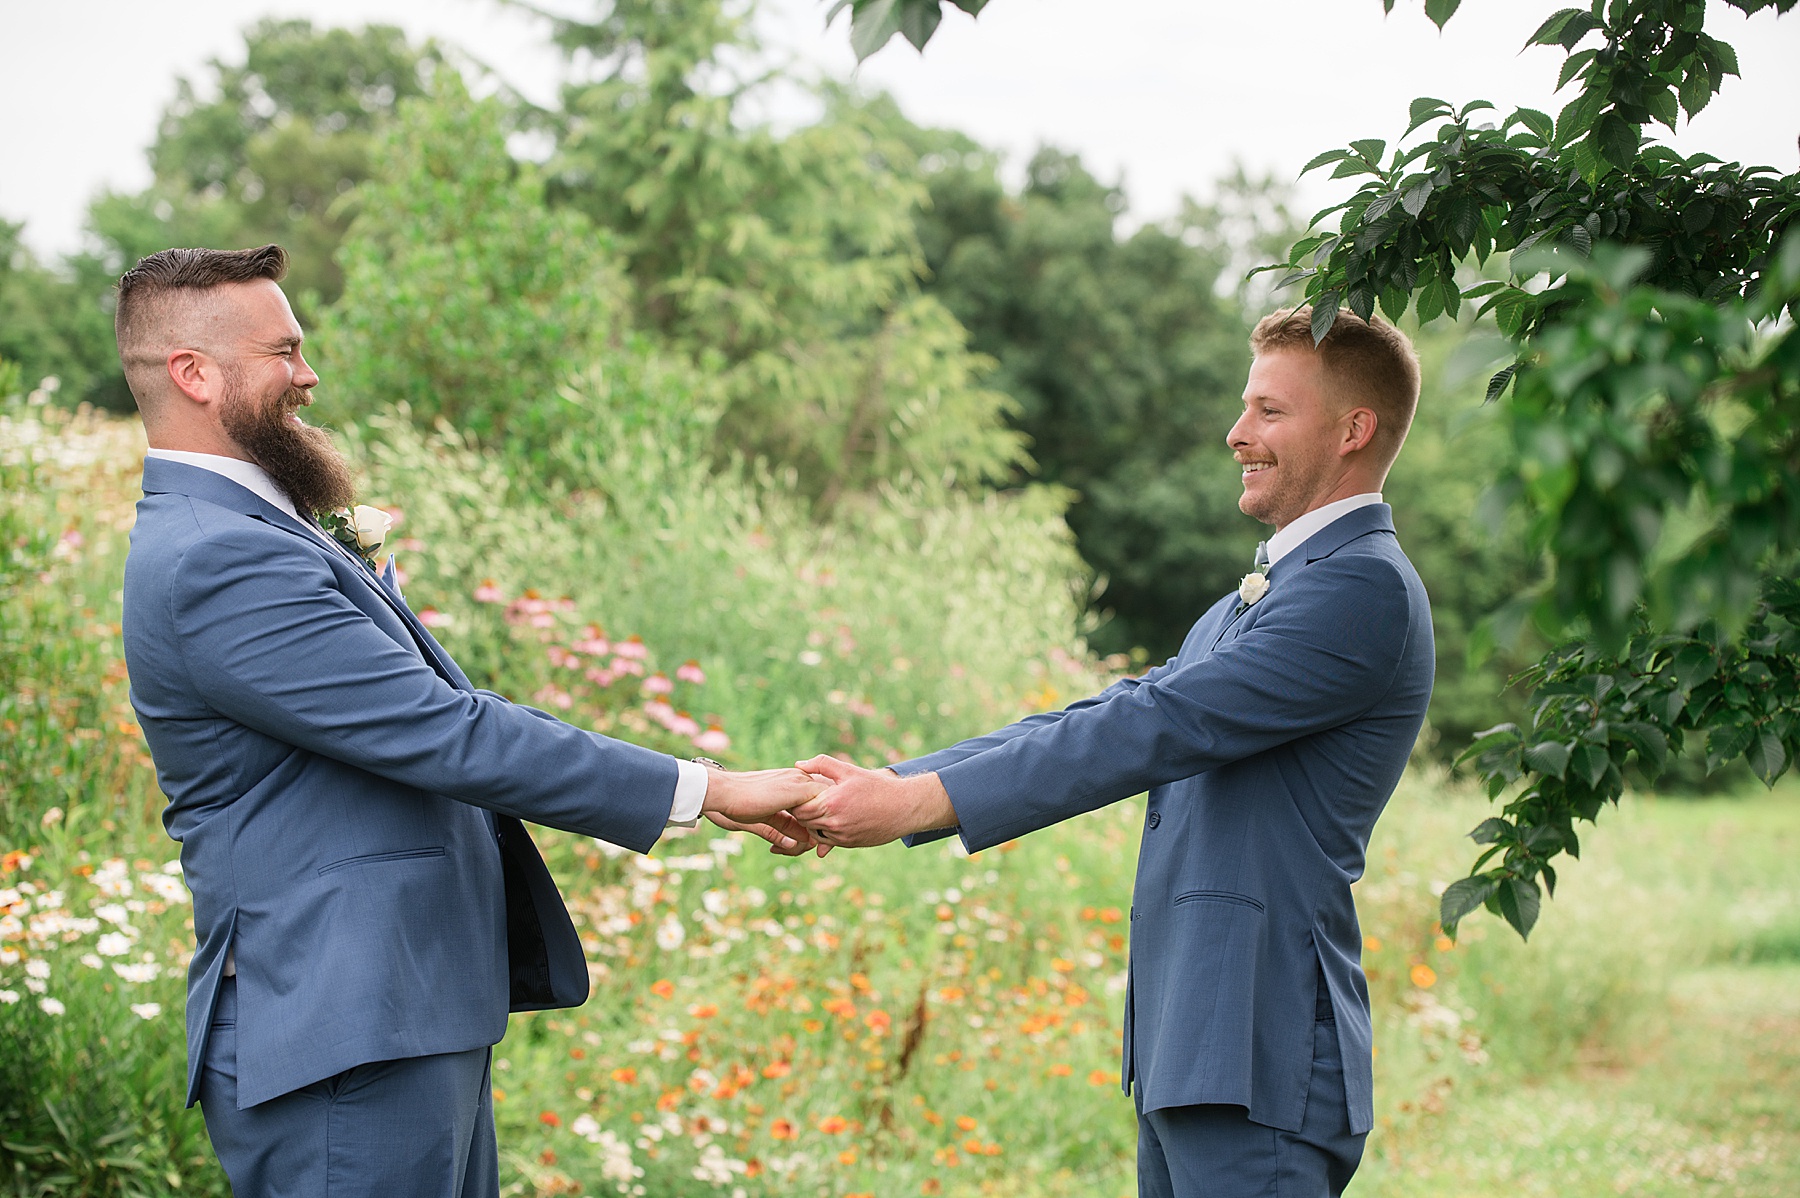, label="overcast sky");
[4,0,1797,260]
